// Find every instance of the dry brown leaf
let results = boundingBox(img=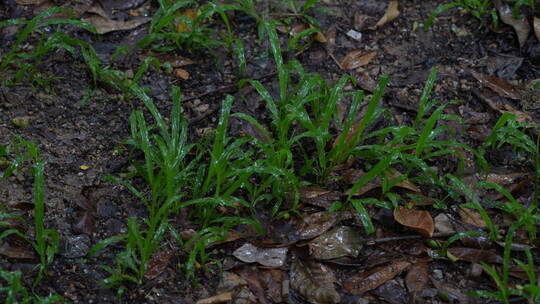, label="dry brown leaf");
[234,266,269,304]
[15,0,47,4]
[473,88,532,123]
[174,68,190,80]
[290,260,340,304]
[297,211,341,240]
[405,261,429,297]
[534,17,540,42]
[0,242,36,259]
[494,0,530,47]
[340,50,377,70]
[471,70,520,100]
[371,0,400,29]
[81,15,151,34]
[447,247,503,264]
[144,250,173,280]
[458,206,486,228]
[393,206,434,237]
[177,9,198,33]
[344,260,411,294]
[196,292,234,304]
